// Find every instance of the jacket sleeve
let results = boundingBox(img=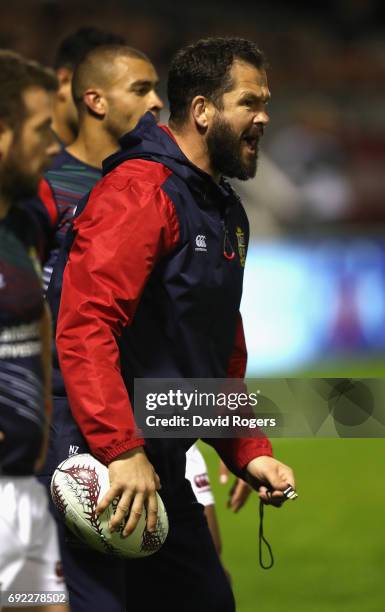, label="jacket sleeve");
[205,312,273,476]
[56,173,179,465]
